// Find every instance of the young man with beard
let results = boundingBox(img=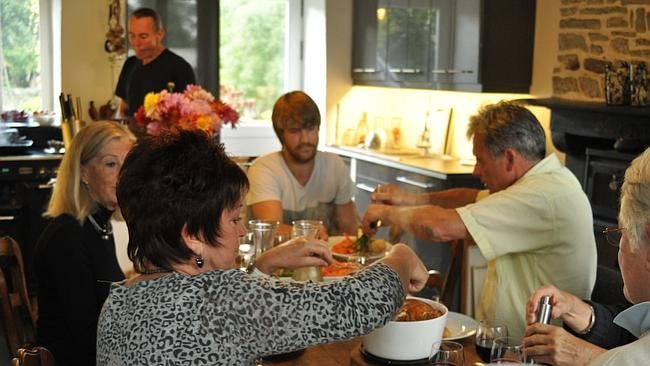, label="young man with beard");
[115,7,196,117]
[246,91,359,238]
